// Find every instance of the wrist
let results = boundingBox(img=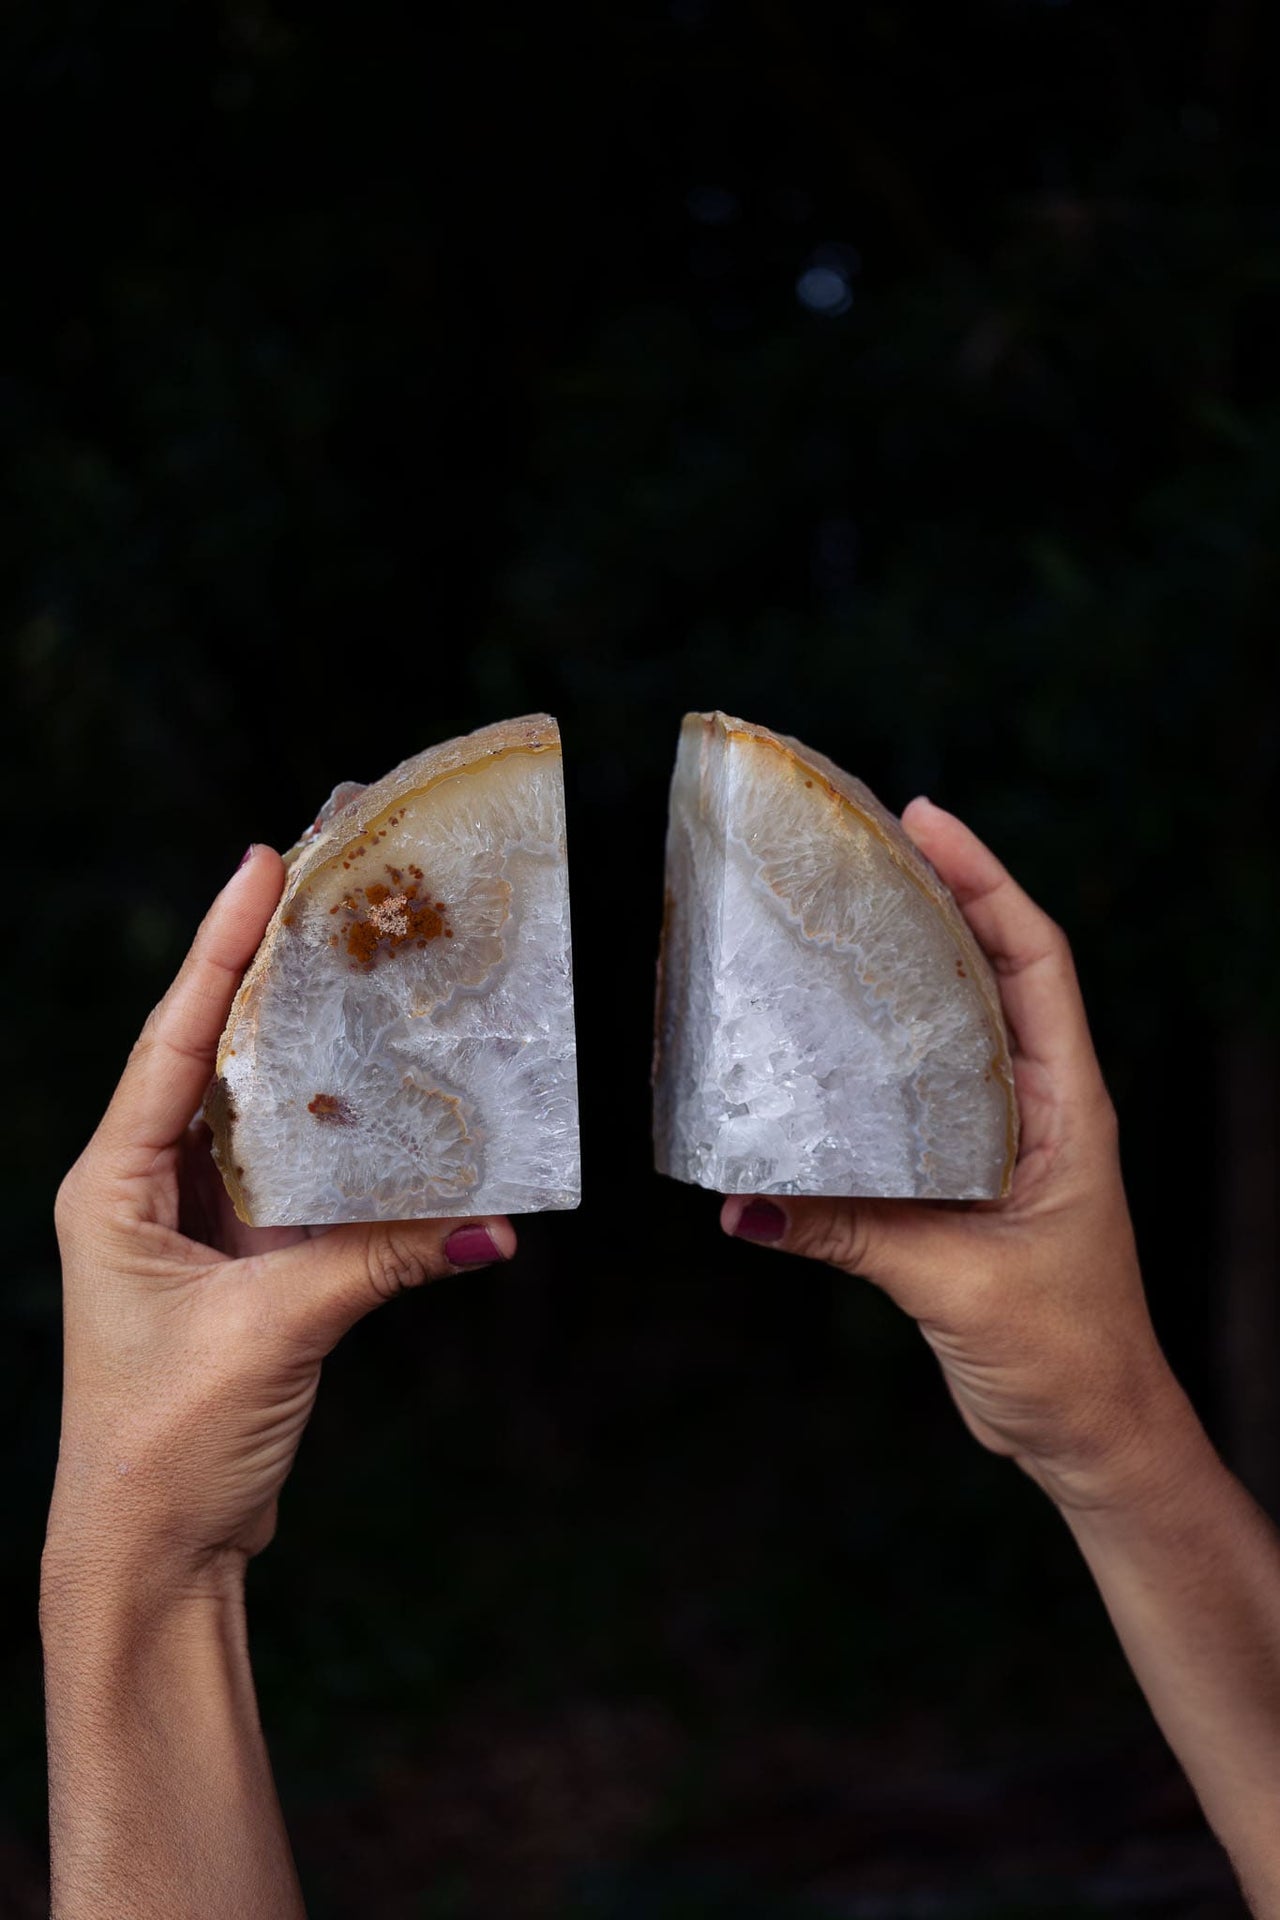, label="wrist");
[1019,1352,1209,1520]
[41,1526,248,1655]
